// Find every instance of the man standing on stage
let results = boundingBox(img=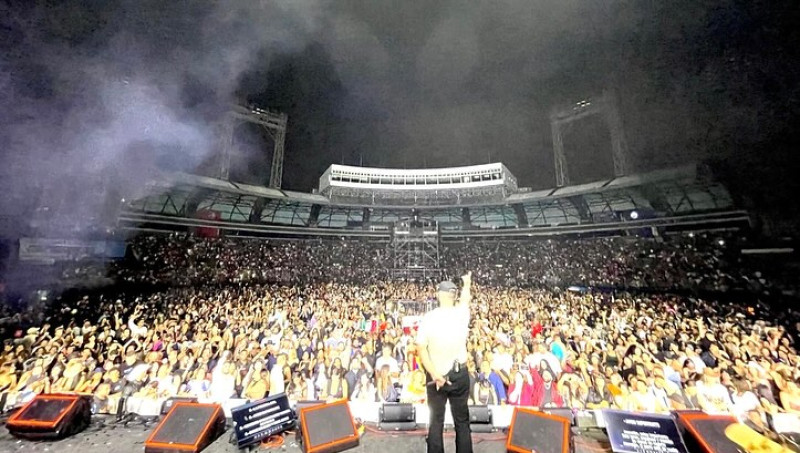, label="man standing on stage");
[416,271,474,453]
